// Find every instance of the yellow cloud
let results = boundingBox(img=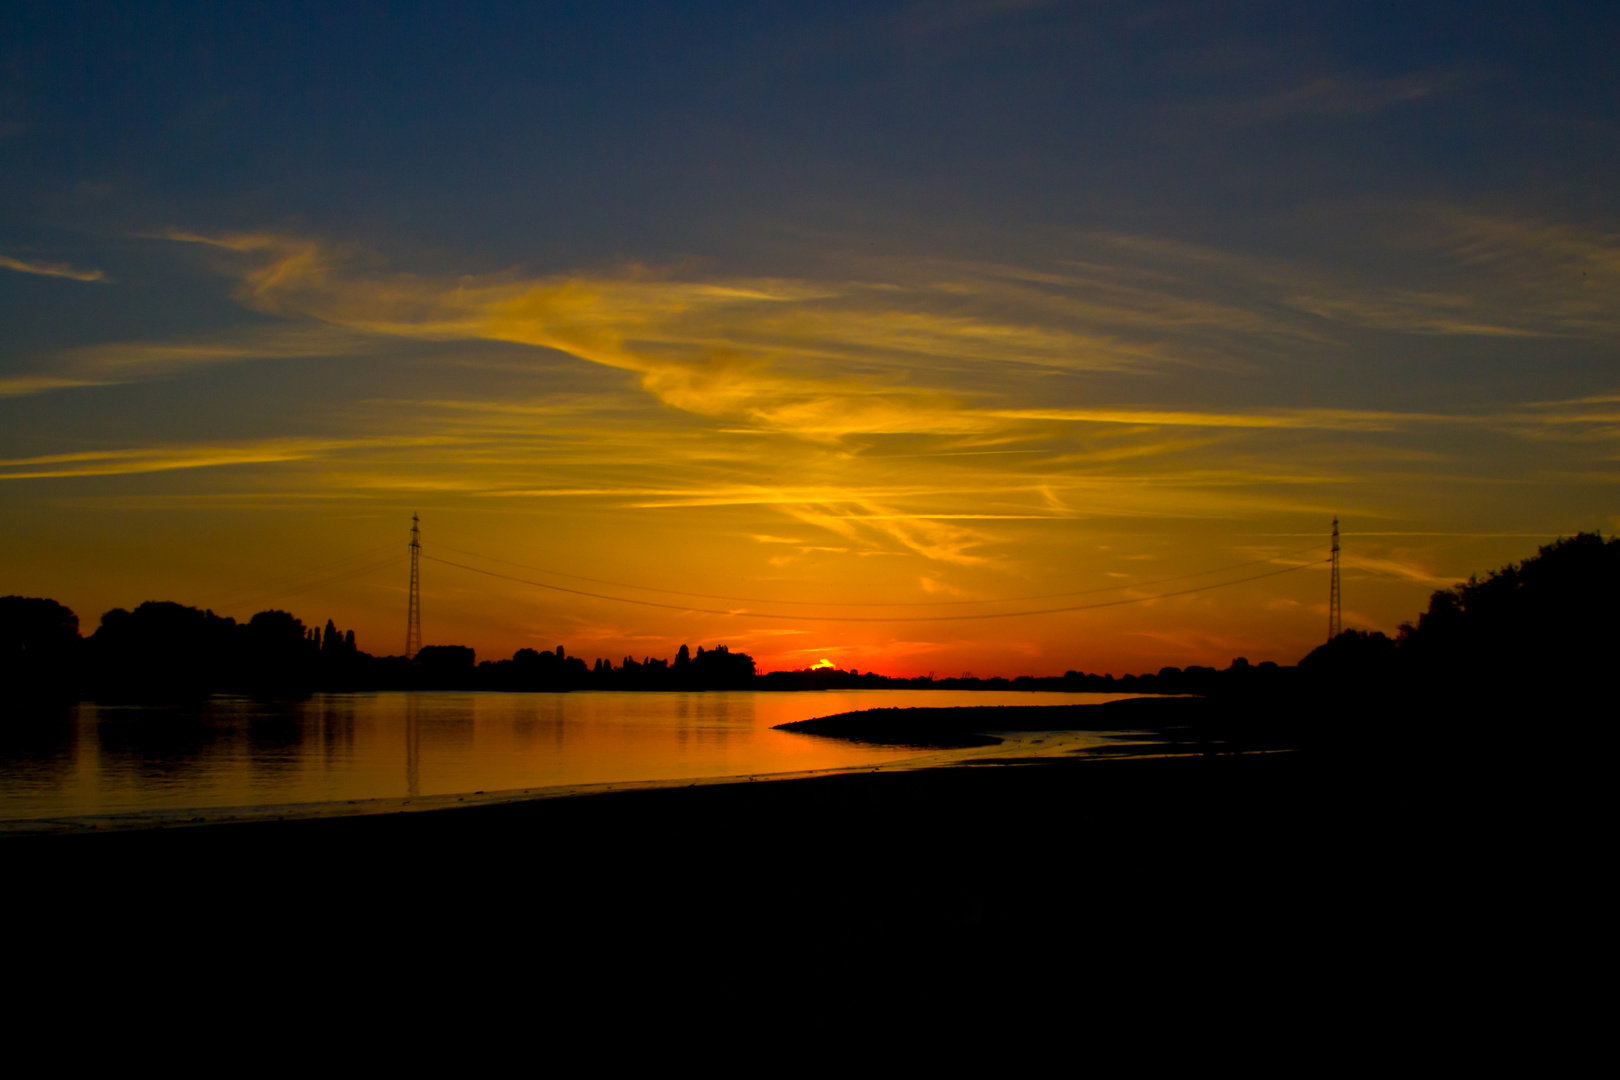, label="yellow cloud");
[0,254,105,282]
[1,324,375,398]
[0,375,104,397]
[0,438,351,479]
[775,502,995,566]
[159,231,1255,440]
[0,433,466,480]
[991,407,1455,430]
[153,224,1618,458]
